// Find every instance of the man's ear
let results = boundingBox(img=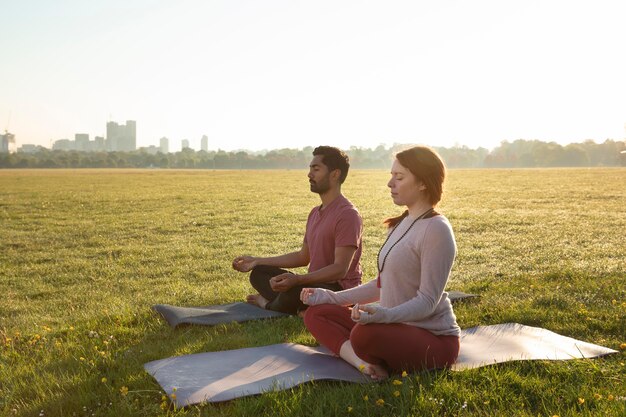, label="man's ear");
[330,168,342,183]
